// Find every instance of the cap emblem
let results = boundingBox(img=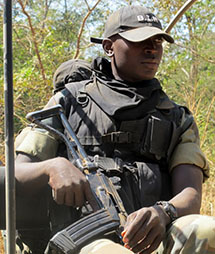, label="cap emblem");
[137,14,159,24]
